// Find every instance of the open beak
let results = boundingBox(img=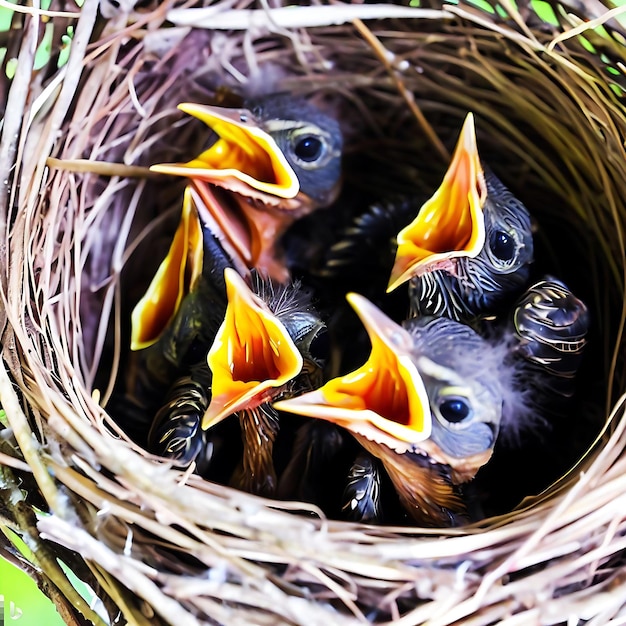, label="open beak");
[202,268,303,429]
[131,187,203,350]
[274,293,432,452]
[150,103,300,204]
[151,103,310,280]
[387,113,487,292]
[192,181,291,282]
